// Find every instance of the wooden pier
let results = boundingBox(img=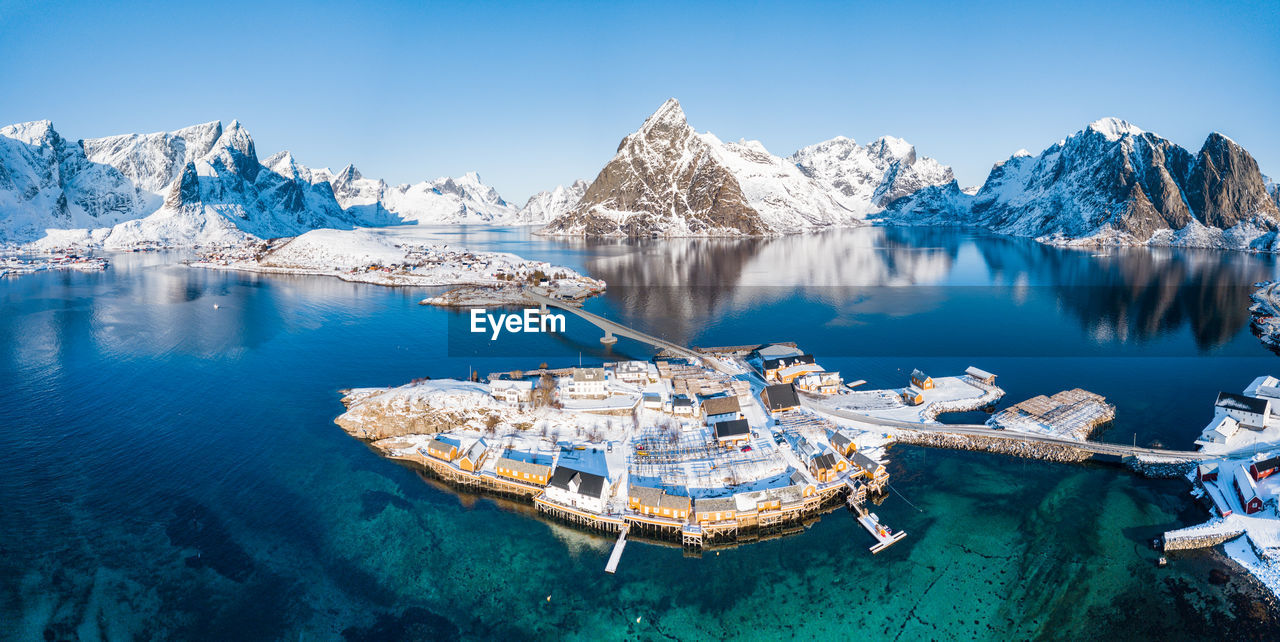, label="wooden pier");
[605,524,630,574]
